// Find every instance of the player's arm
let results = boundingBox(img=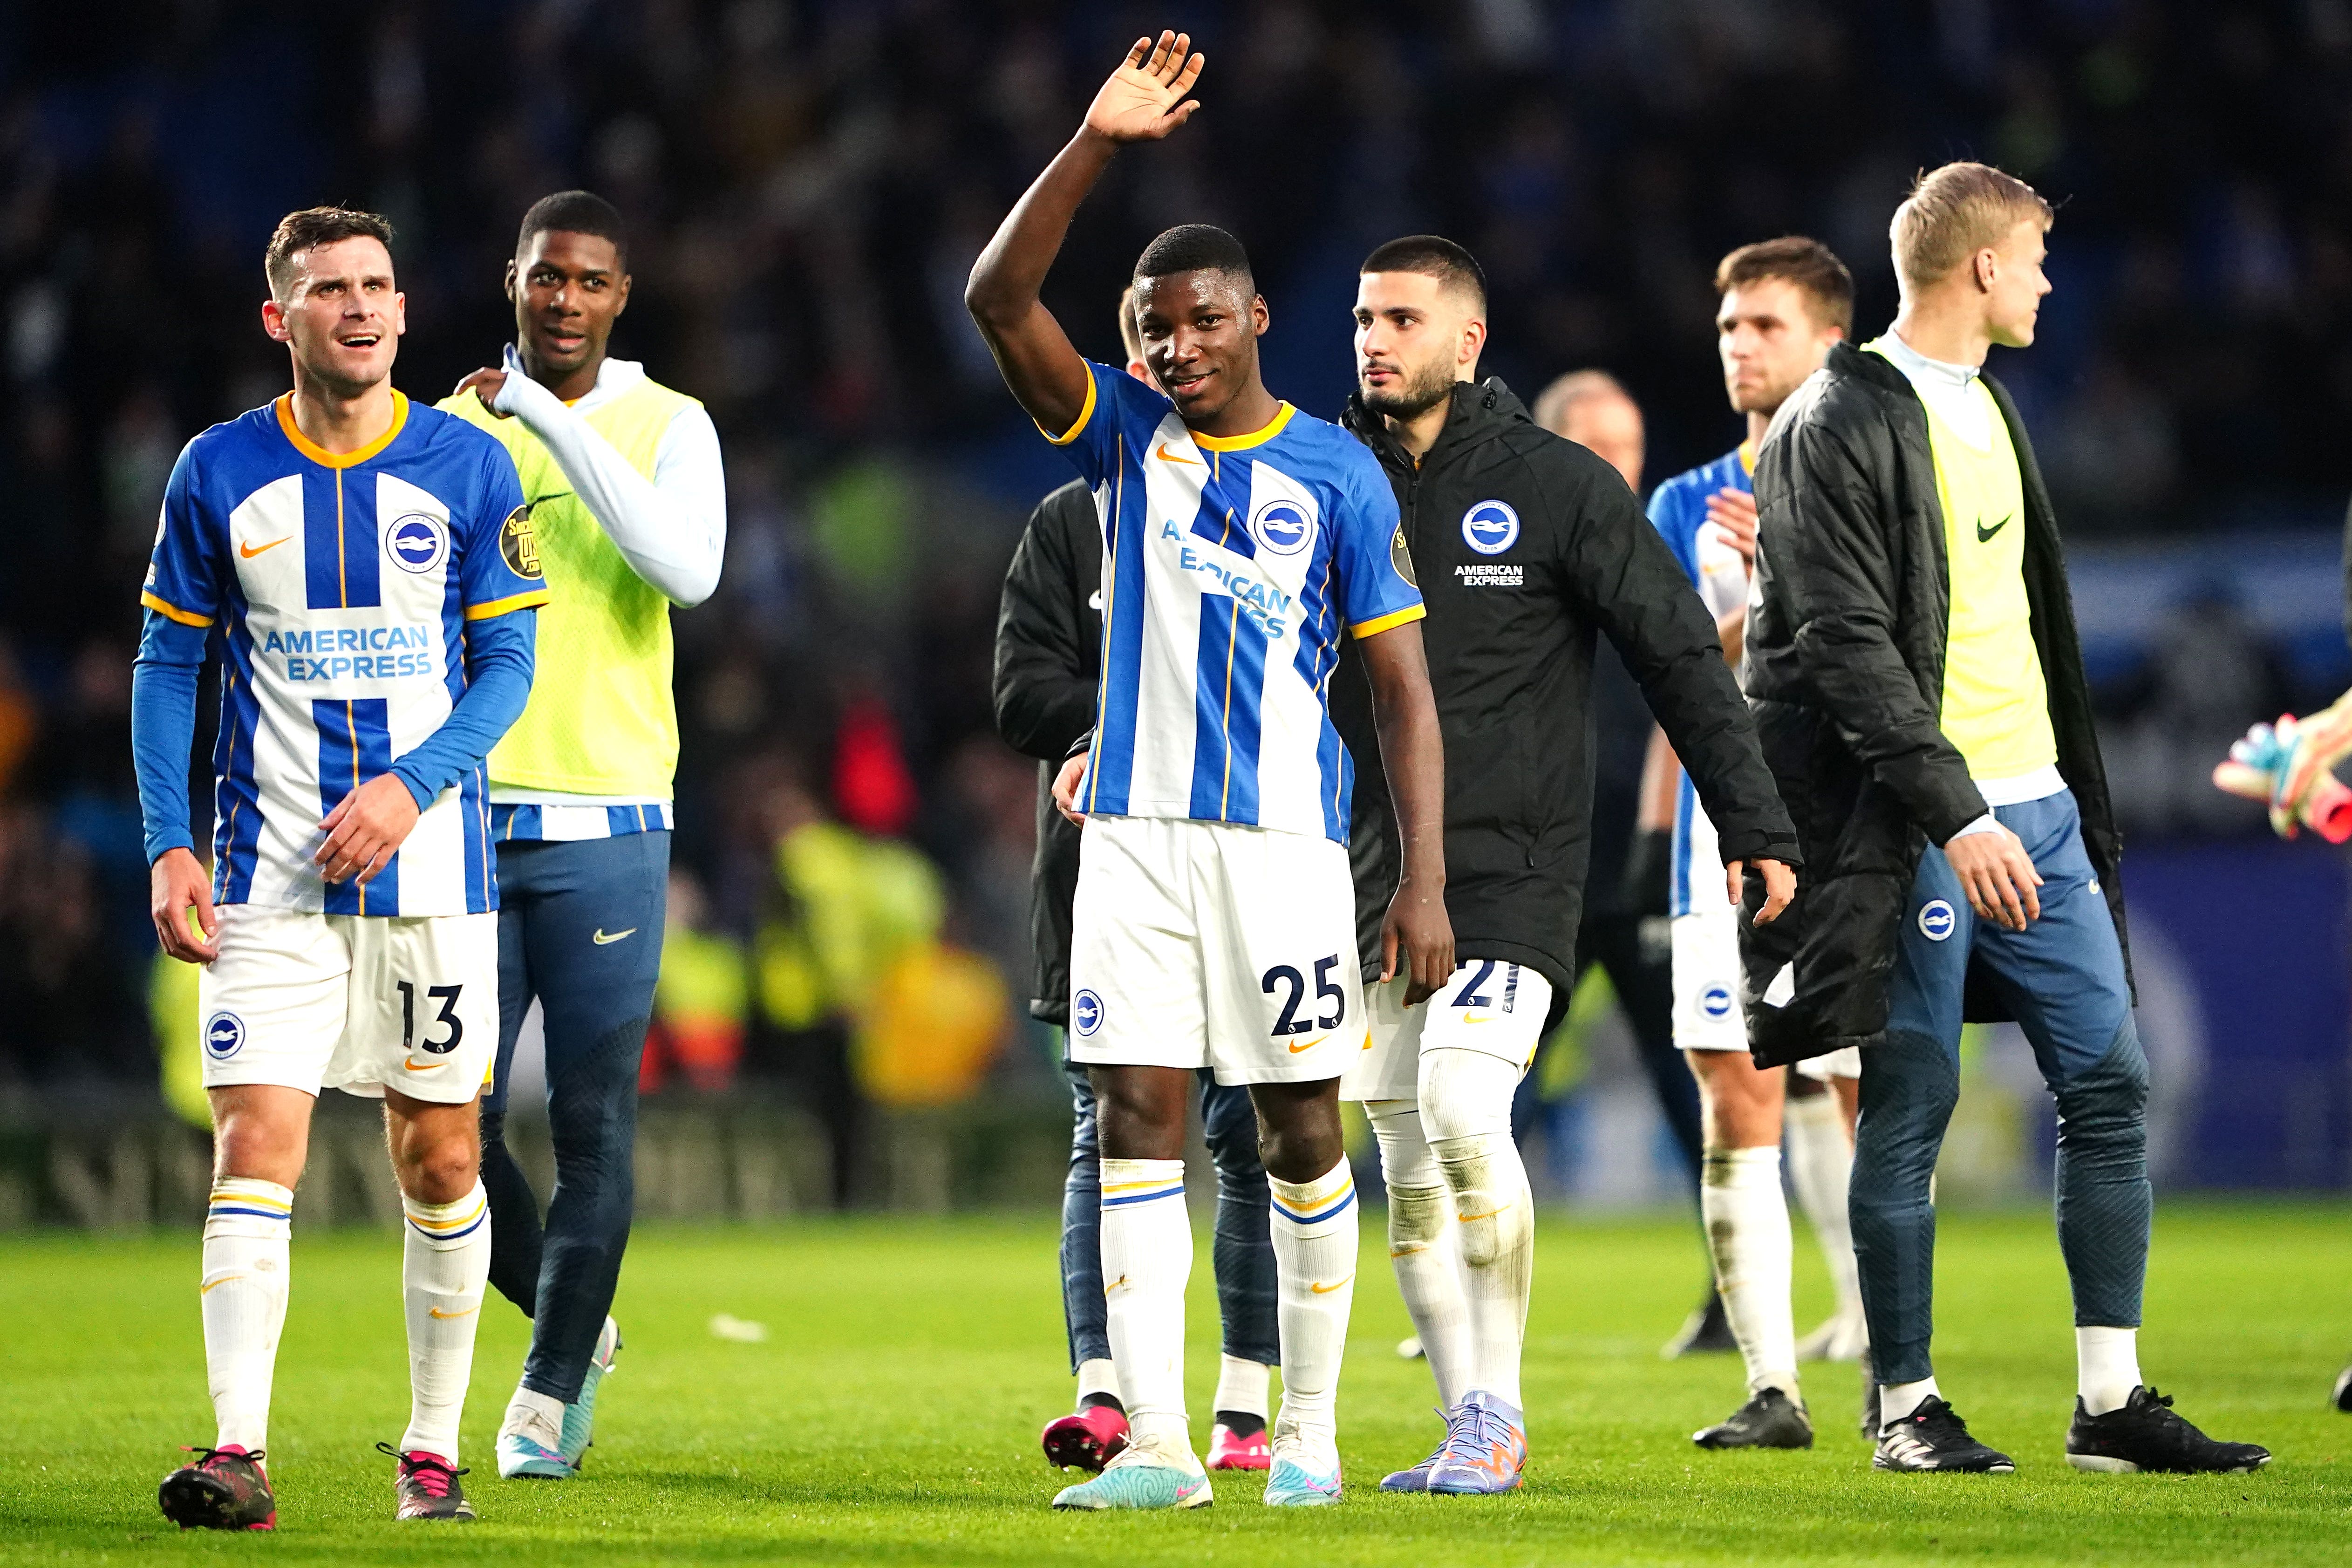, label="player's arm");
[452,347,725,607]
[135,447,224,962]
[963,32,1203,435]
[994,489,1097,761]
[1566,458,1801,921]
[1356,620,1454,1004]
